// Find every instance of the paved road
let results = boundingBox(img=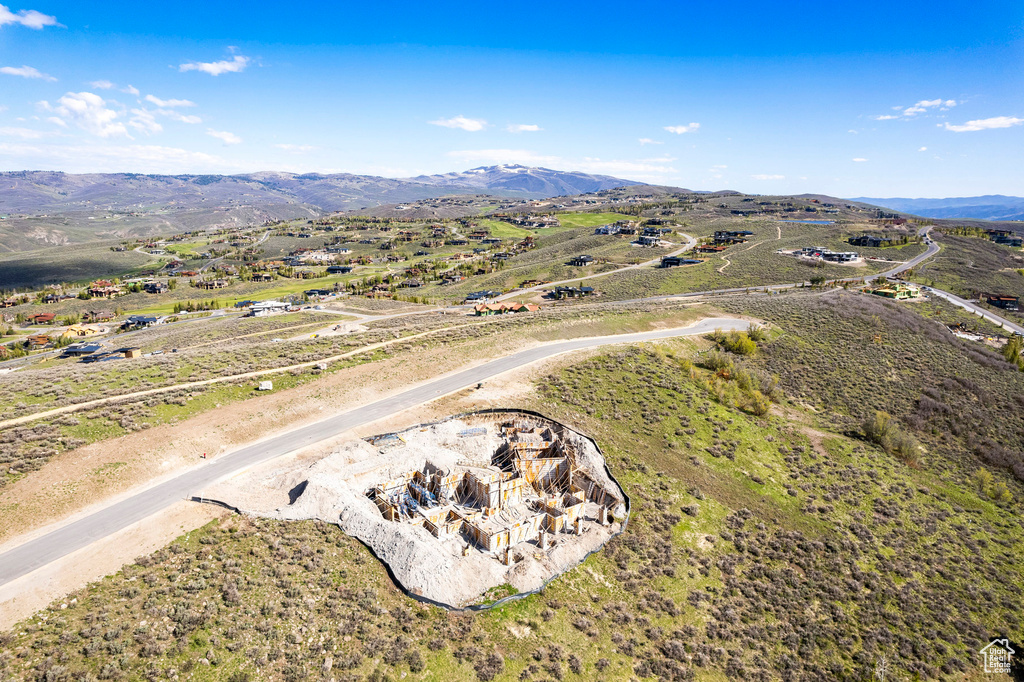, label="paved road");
[871,227,940,280]
[926,288,1024,335]
[0,317,750,587]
